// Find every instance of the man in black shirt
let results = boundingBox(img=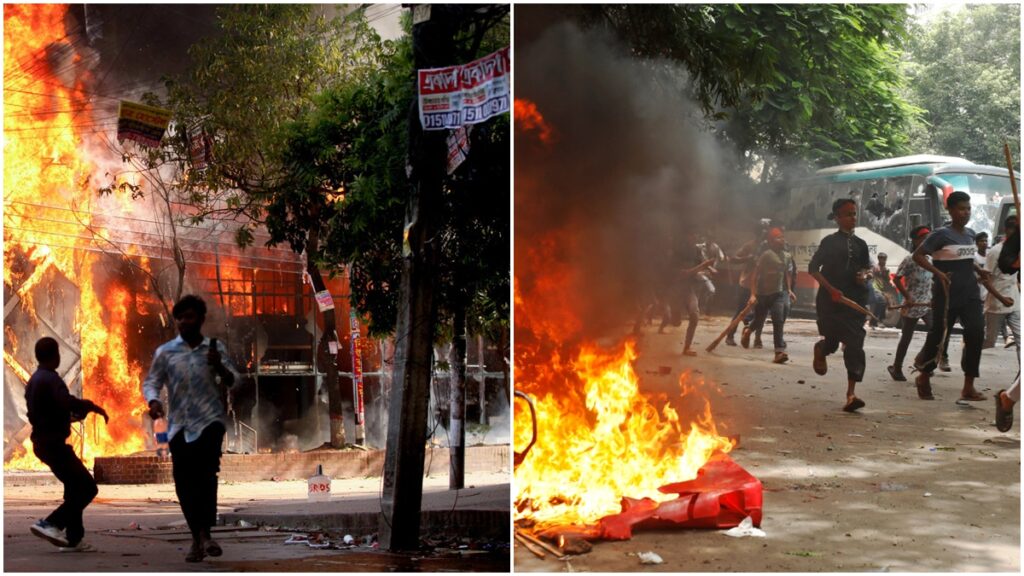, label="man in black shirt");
[25,337,108,551]
[808,198,871,412]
